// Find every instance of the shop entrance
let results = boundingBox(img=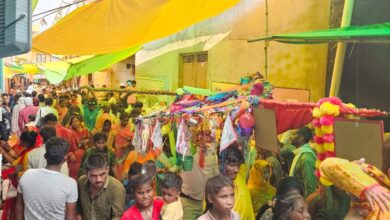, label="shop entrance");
[180,52,208,89]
